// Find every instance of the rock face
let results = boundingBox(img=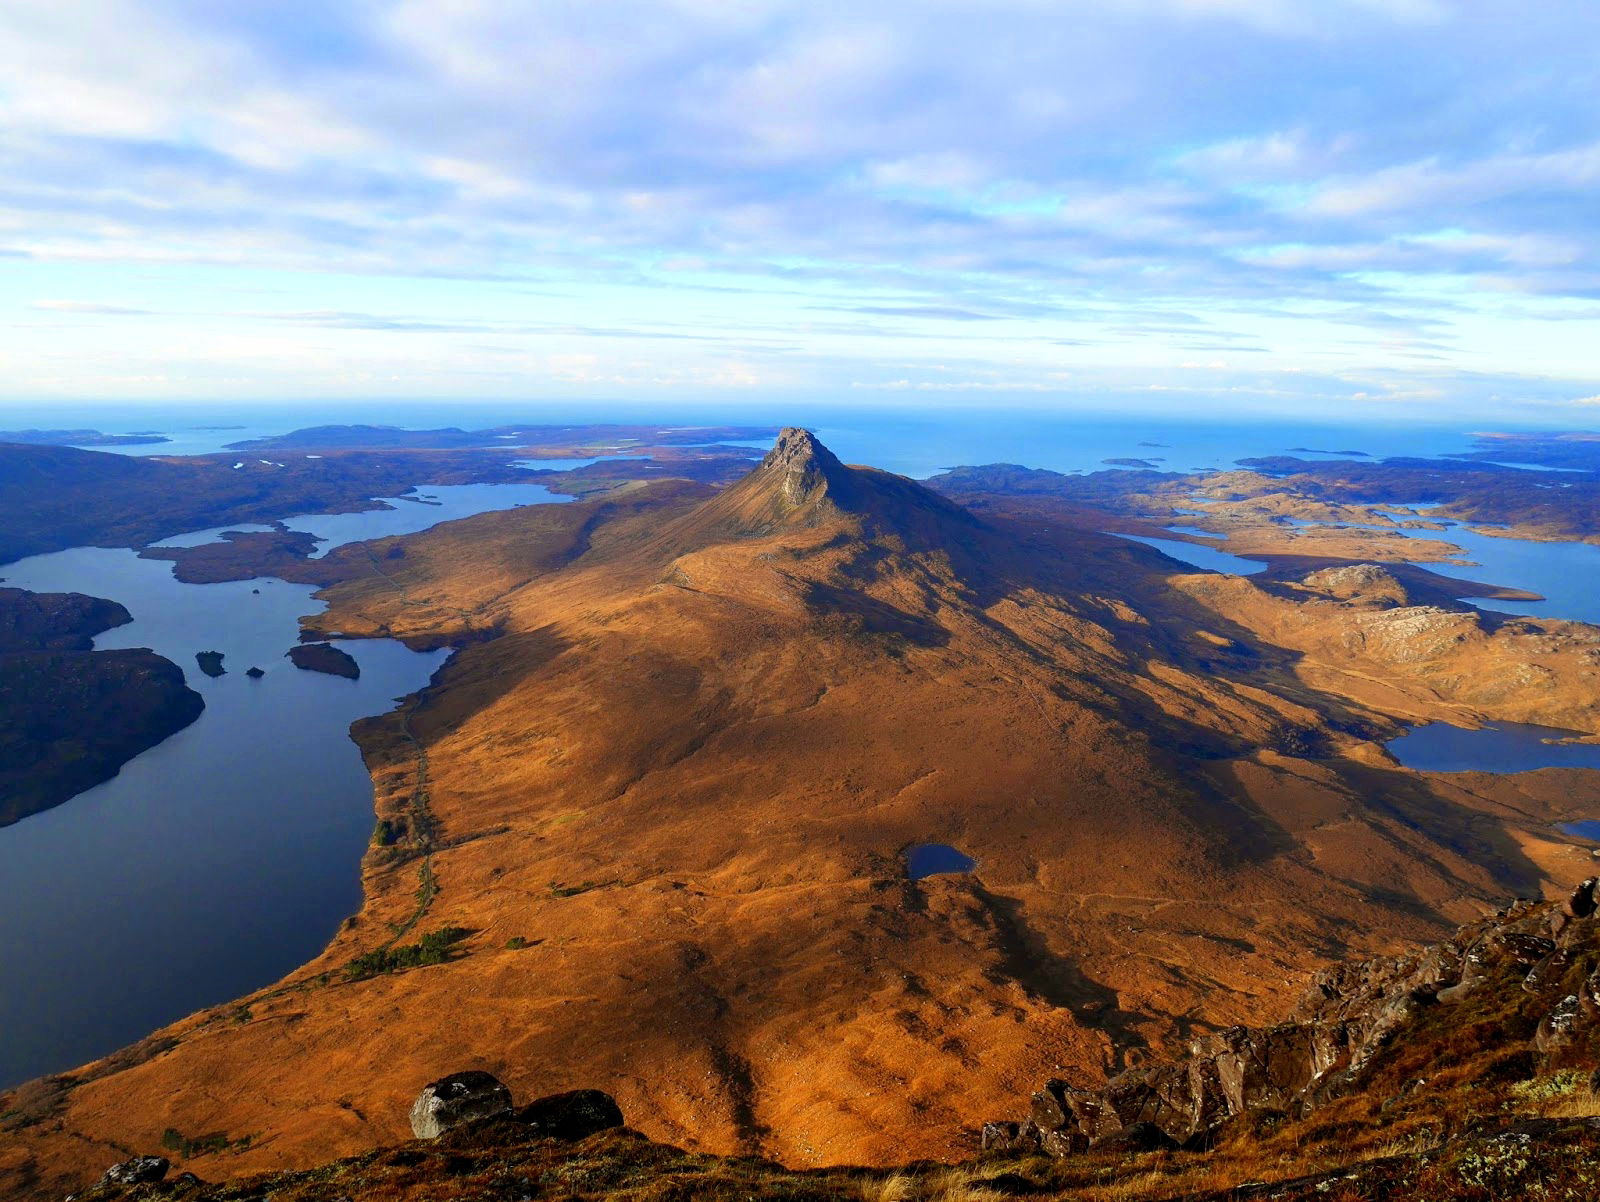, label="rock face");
[987,879,1600,1155]
[286,642,360,680]
[410,1071,514,1138]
